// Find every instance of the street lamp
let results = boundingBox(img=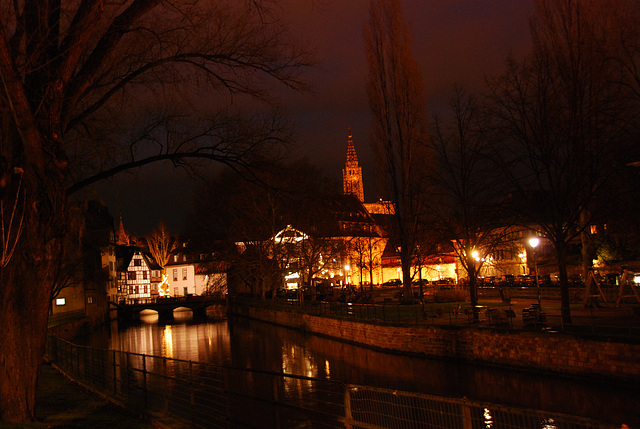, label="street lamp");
[528,237,541,308]
[344,264,351,287]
